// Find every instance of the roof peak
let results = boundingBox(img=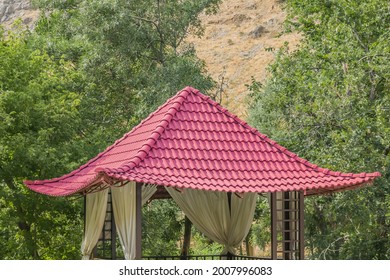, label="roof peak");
[96,87,194,174]
[97,86,261,175]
